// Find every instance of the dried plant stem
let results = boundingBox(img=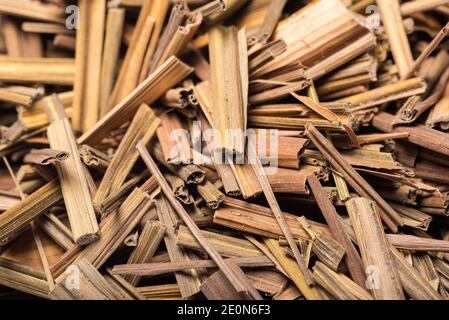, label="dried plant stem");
[137,142,262,300]
[45,95,99,245]
[124,221,166,286]
[346,197,405,300]
[72,0,105,132]
[376,0,414,79]
[307,174,366,287]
